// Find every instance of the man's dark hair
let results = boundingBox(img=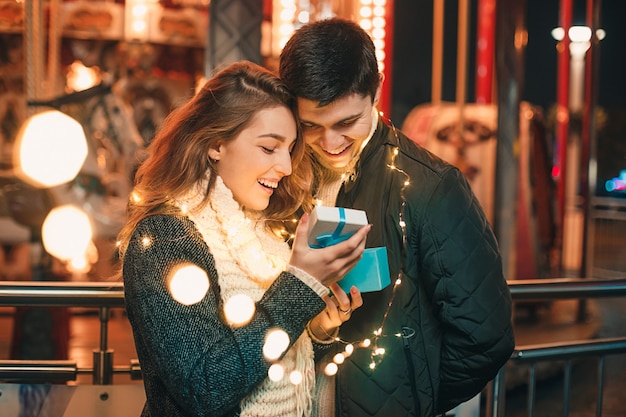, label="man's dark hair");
[279,18,380,107]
